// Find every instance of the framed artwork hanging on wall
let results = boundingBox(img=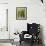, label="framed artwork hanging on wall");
[16,7,27,20]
